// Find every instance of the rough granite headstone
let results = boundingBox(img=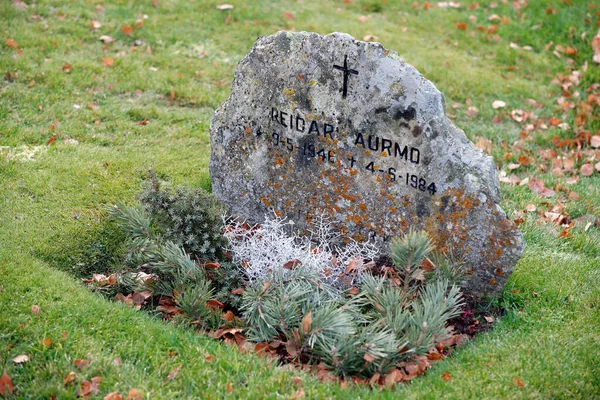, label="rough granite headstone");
[210,31,524,298]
